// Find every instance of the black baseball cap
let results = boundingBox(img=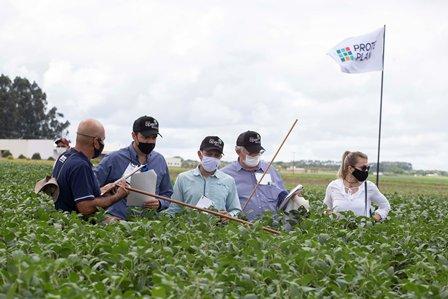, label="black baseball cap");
[200,136,224,154]
[133,116,162,137]
[236,130,265,153]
